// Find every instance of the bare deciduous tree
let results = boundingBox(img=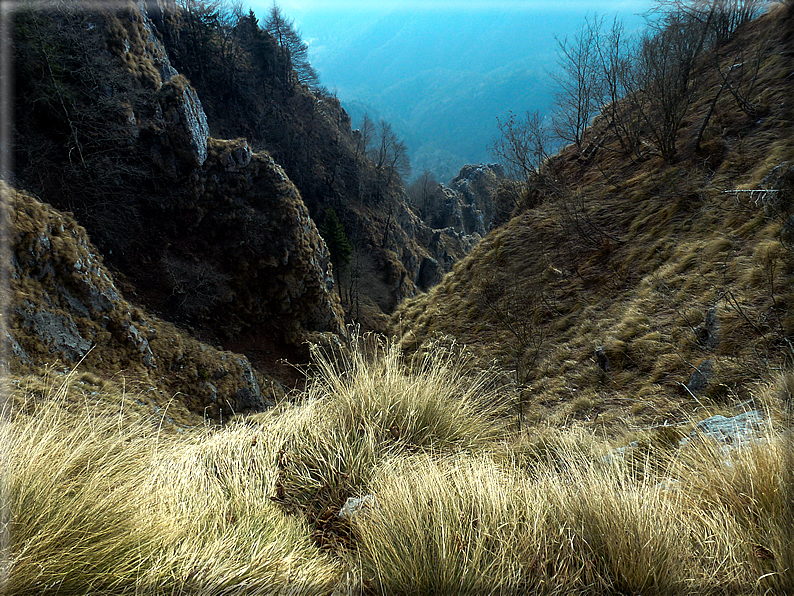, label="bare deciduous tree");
[624,8,710,161]
[476,270,550,430]
[490,110,551,185]
[551,15,604,152]
[592,17,645,159]
[583,1,768,161]
[354,112,374,160]
[369,119,410,201]
[694,30,771,150]
[406,170,438,217]
[650,0,769,46]
[713,24,771,117]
